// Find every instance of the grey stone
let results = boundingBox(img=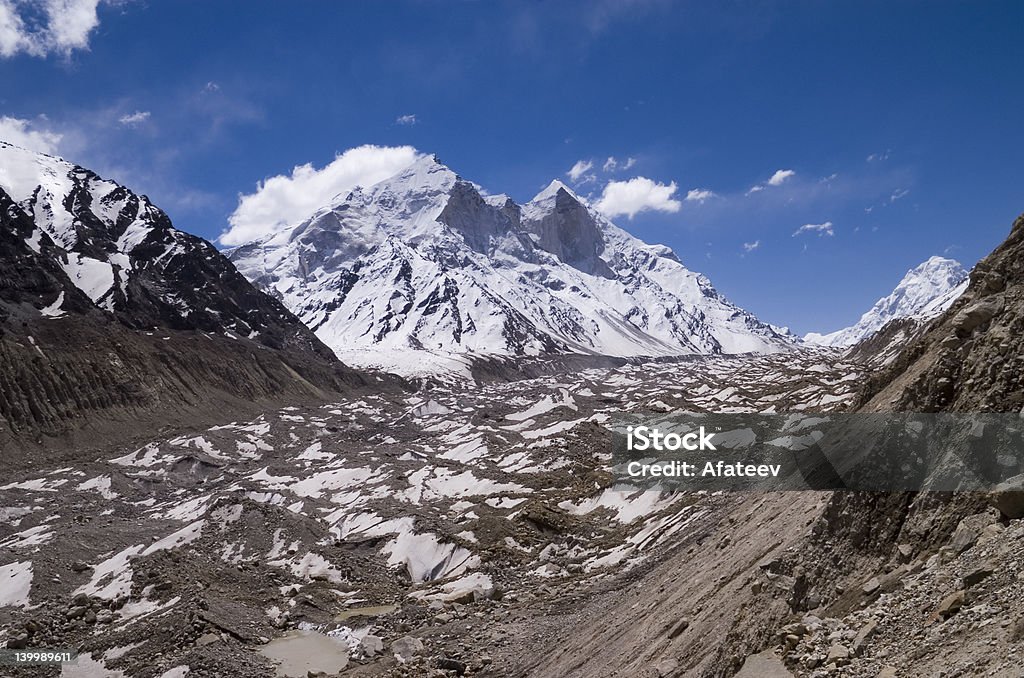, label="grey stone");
[392,635,424,662]
[990,474,1024,519]
[936,590,966,619]
[963,564,995,588]
[361,634,384,656]
[196,633,221,646]
[826,644,851,666]
[852,619,878,655]
[952,298,1003,335]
